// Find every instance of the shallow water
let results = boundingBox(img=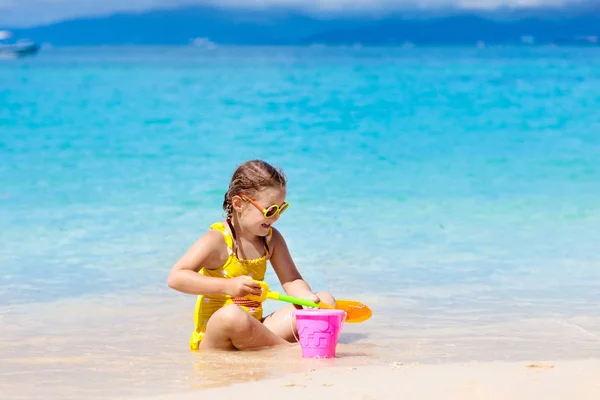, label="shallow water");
[0,295,376,399]
[2,46,600,398]
[3,293,600,399]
